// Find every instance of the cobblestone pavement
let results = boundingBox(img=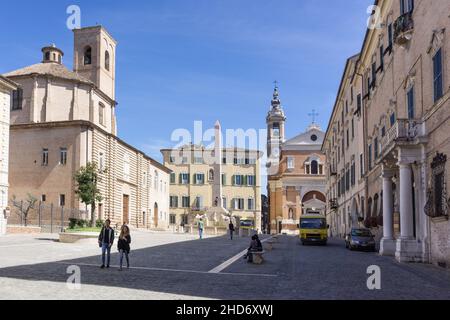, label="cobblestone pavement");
[0,232,449,300]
